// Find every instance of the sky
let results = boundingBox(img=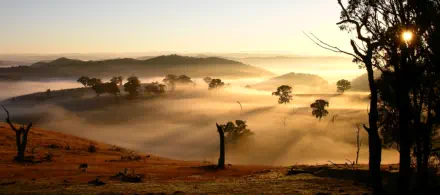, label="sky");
[0,0,353,55]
